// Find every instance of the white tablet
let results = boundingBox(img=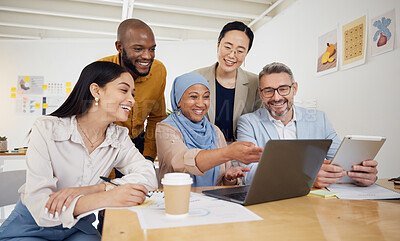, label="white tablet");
[331,135,386,183]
